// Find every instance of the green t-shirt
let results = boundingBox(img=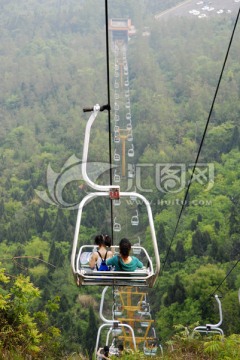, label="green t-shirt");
[106,255,143,271]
